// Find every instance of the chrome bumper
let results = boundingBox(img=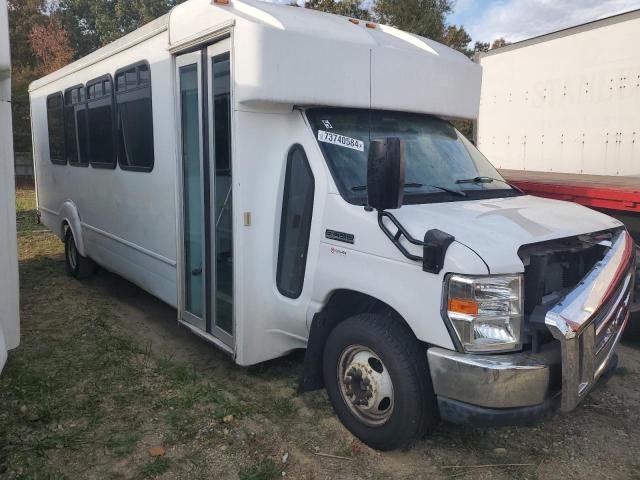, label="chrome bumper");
[428,345,561,408]
[546,230,635,411]
[429,230,636,413]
